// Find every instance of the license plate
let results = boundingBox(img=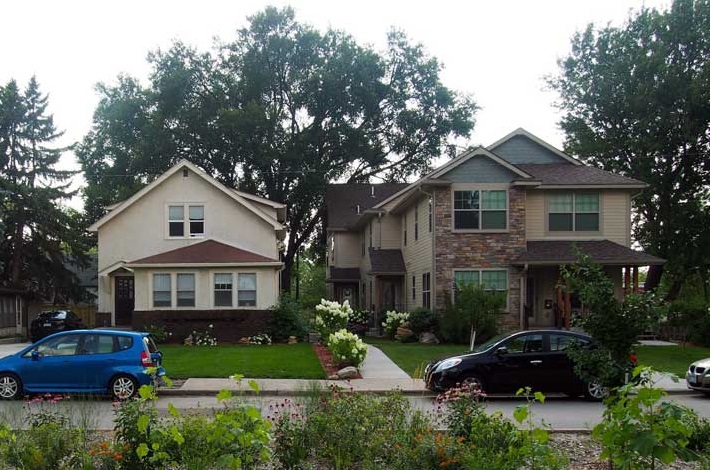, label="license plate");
[43,323,51,327]
[688,375,698,384]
